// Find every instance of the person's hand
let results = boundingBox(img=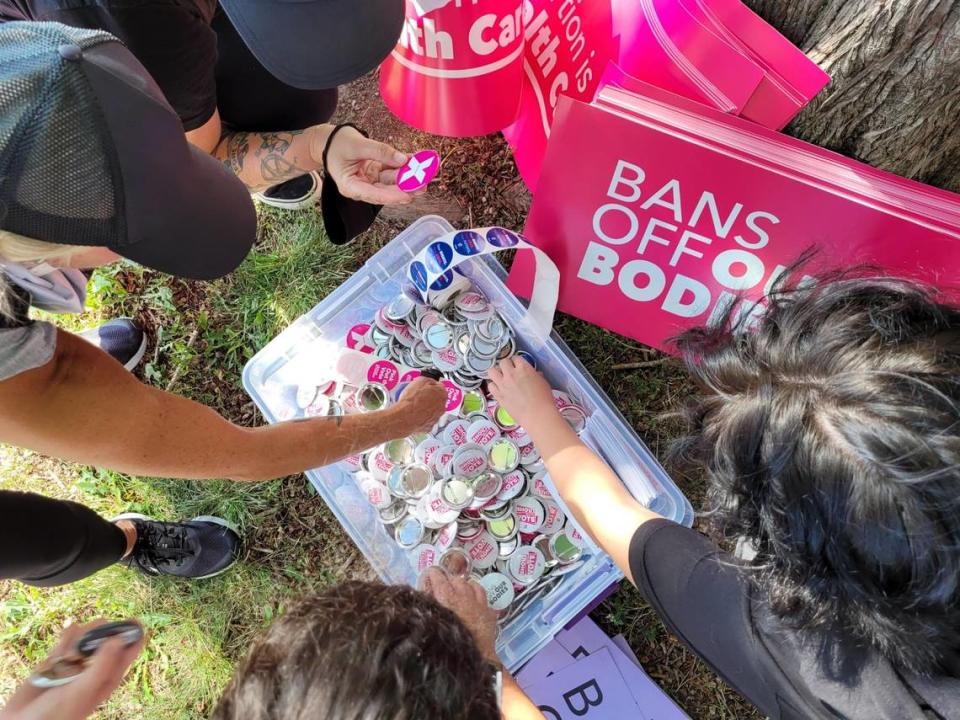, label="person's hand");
[393,377,447,434]
[322,126,418,206]
[1,620,145,720]
[487,357,558,433]
[421,567,499,664]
